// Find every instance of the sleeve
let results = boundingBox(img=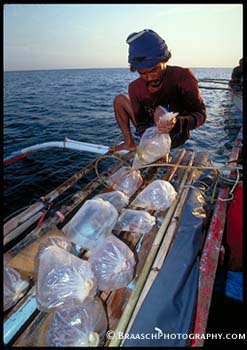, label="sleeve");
[173,68,207,134]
